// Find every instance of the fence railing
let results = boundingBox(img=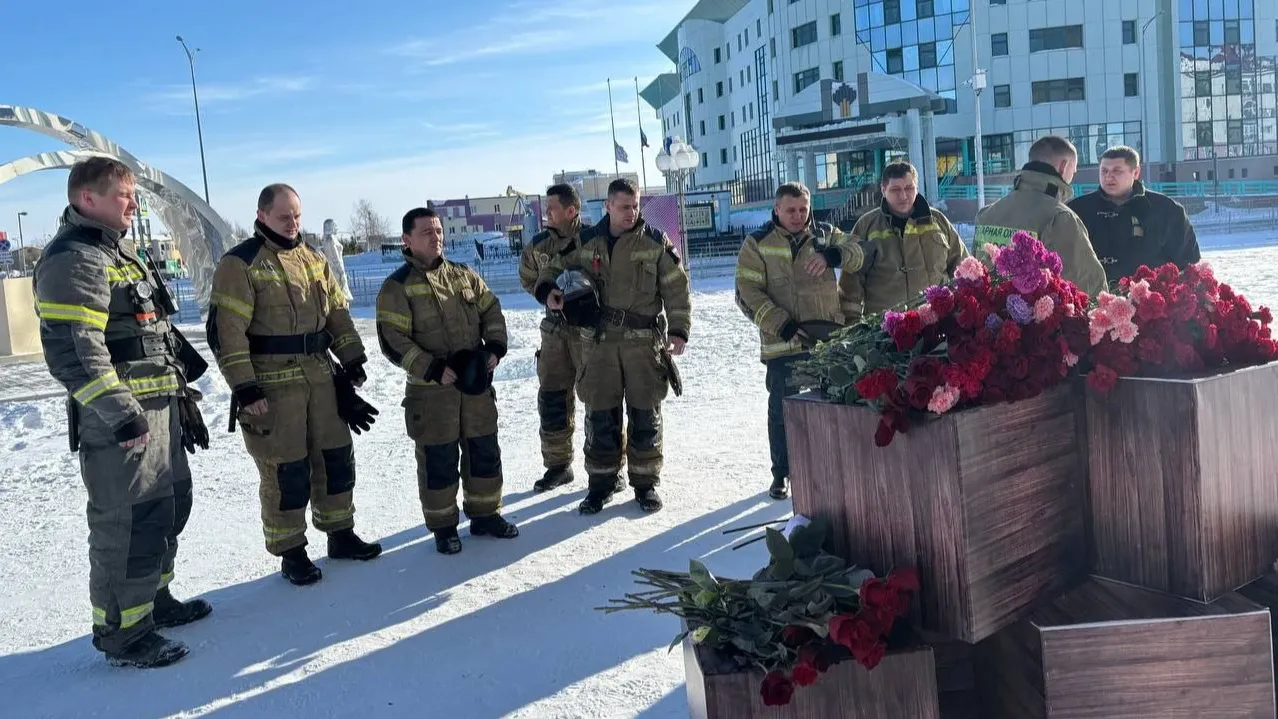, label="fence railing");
[938,180,1278,202]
